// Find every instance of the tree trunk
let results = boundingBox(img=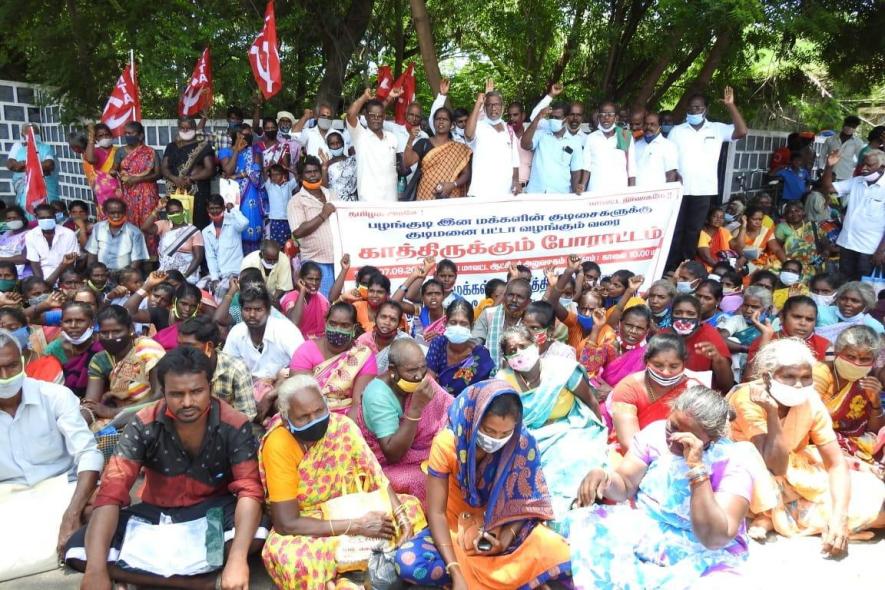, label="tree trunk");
[648,43,705,107]
[600,0,627,97]
[315,0,376,109]
[673,27,735,116]
[631,26,686,109]
[409,0,441,93]
[546,1,588,90]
